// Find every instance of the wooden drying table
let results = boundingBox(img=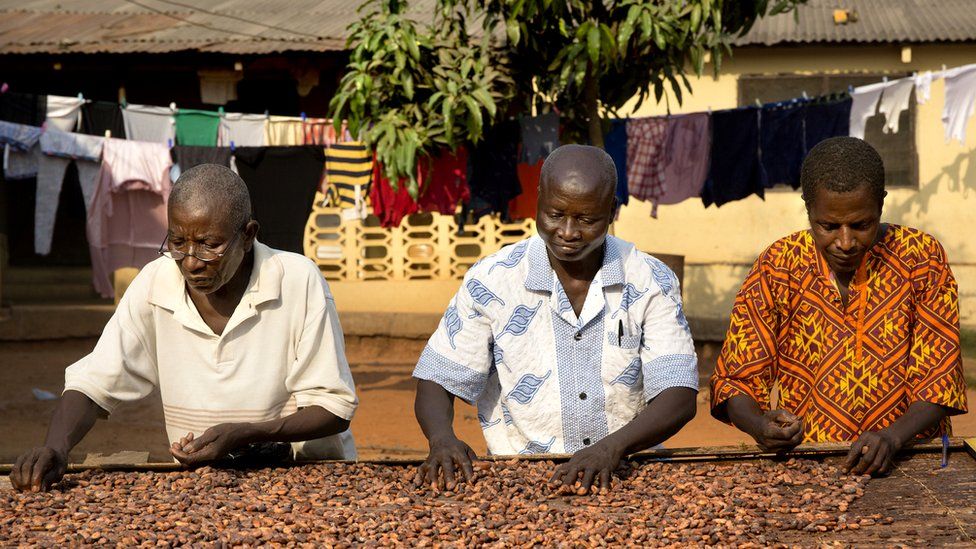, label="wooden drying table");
[2,440,975,546]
